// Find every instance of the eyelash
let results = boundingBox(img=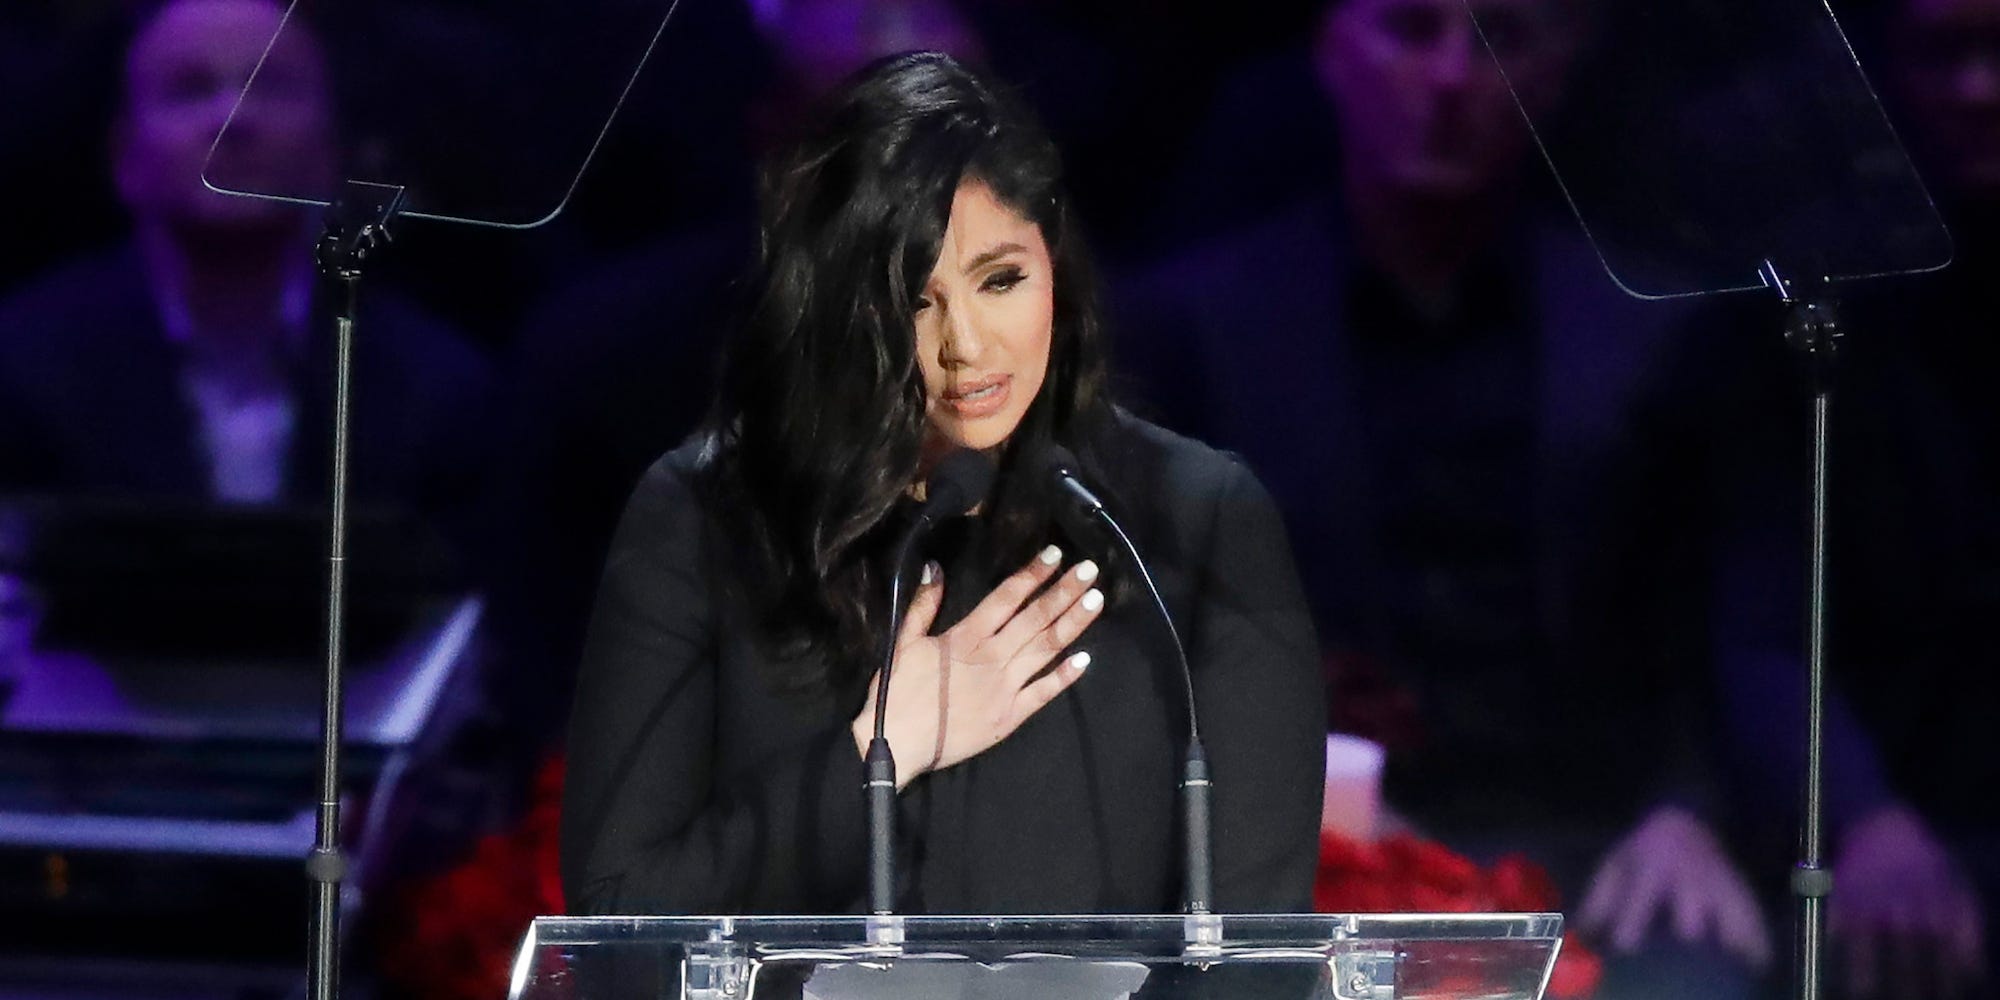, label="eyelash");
[914,268,1028,312]
[982,268,1027,292]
